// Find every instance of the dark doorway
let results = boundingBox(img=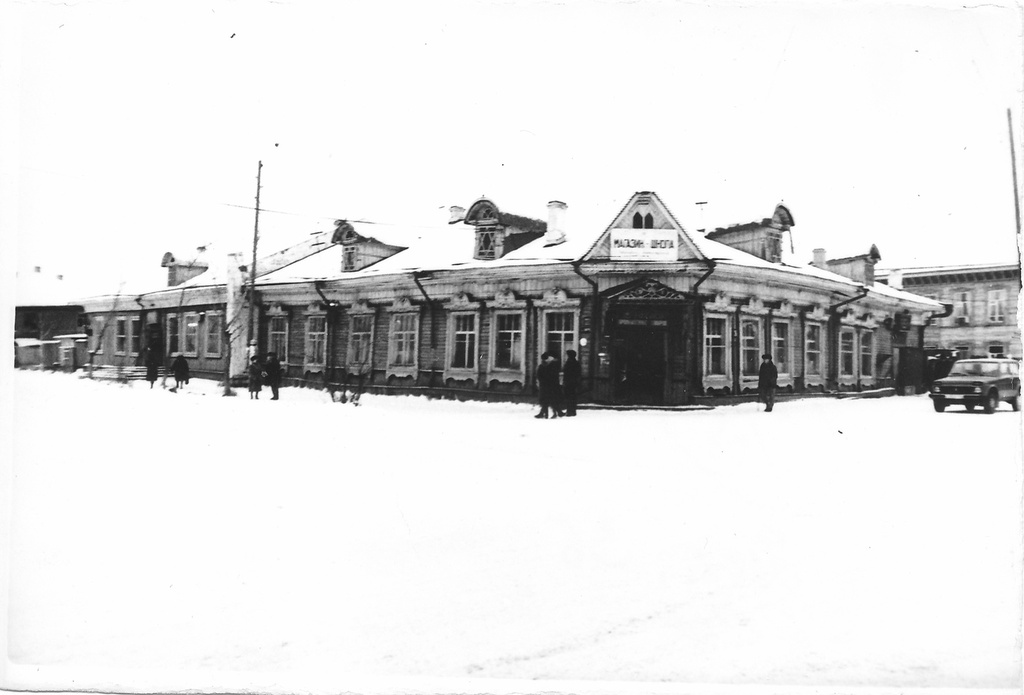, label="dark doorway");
[613,324,667,404]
